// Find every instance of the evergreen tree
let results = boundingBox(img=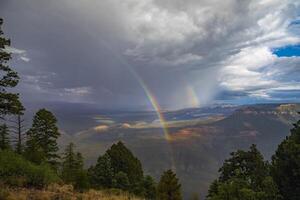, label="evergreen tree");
[9,104,25,154]
[142,175,157,200]
[271,118,300,200]
[89,141,155,197]
[75,152,84,170]
[14,113,25,154]
[24,129,45,164]
[0,124,10,150]
[114,171,130,190]
[106,141,144,185]
[219,144,268,188]
[0,18,23,118]
[206,180,219,199]
[25,109,60,166]
[207,145,281,200]
[61,143,88,190]
[89,153,115,188]
[157,169,182,200]
[61,143,77,183]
